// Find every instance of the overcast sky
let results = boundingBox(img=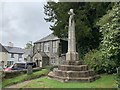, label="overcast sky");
[0,0,54,48]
